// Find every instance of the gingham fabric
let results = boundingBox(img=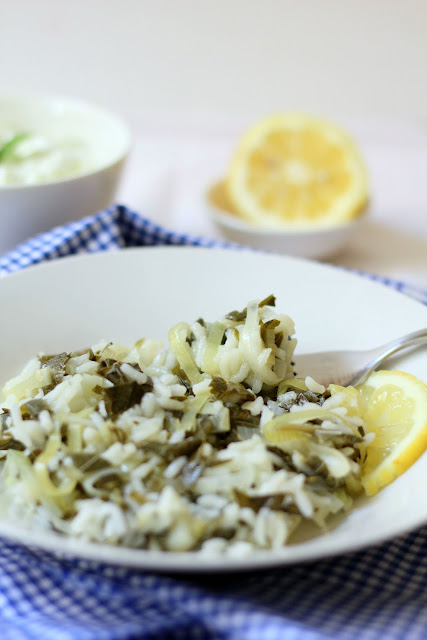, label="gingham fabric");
[0,205,227,278]
[1,204,427,640]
